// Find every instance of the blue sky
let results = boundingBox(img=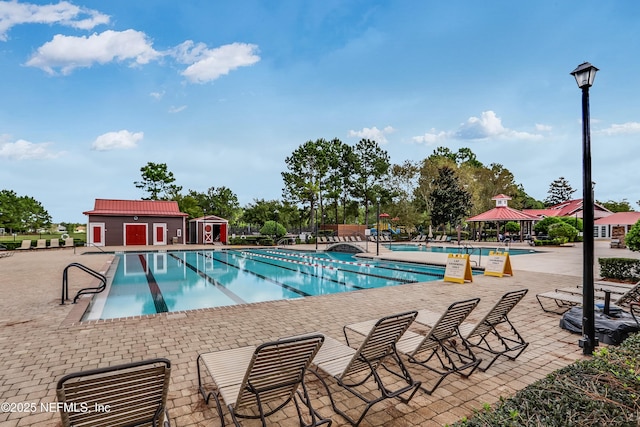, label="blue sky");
[2,1,640,223]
